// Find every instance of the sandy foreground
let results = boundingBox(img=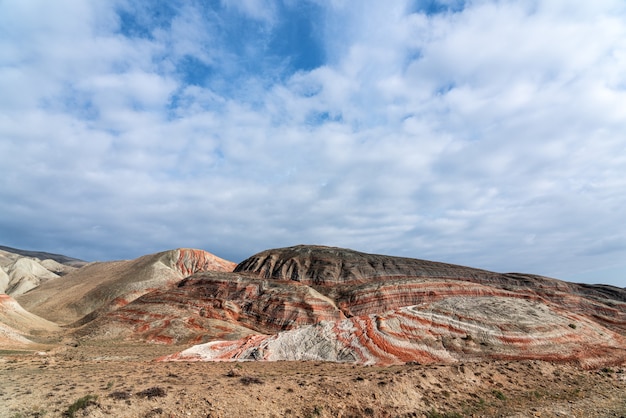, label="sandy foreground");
[1,342,625,418]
